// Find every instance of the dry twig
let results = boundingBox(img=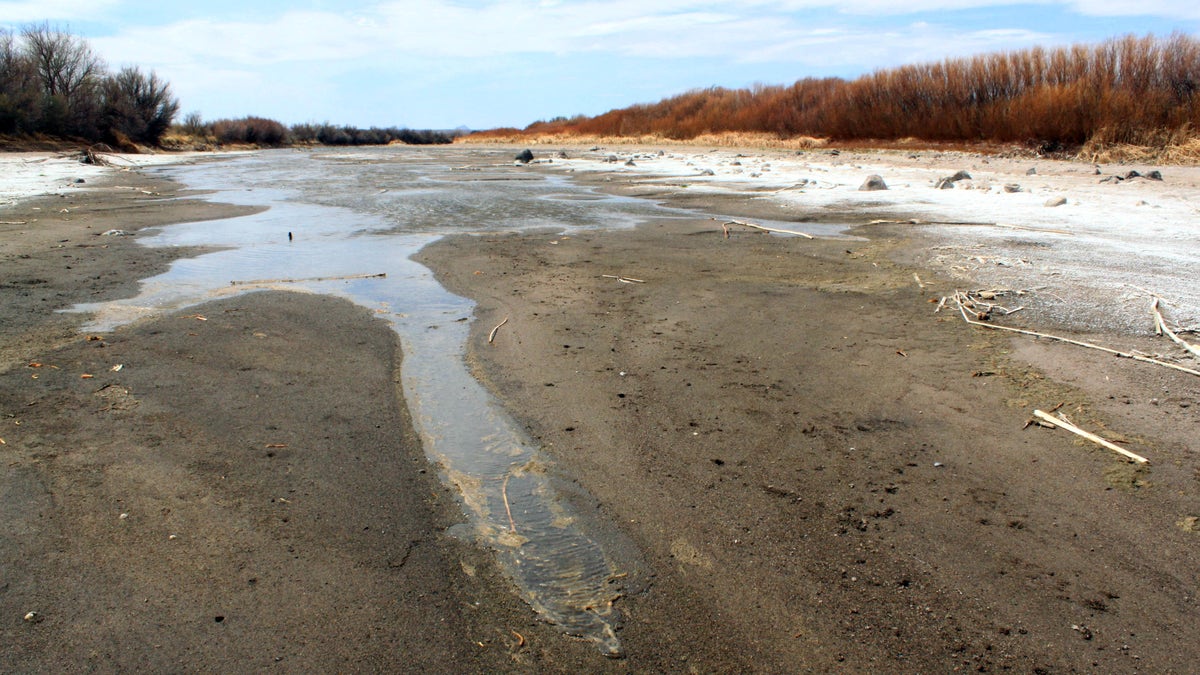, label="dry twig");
[501,473,518,533]
[713,217,814,239]
[488,316,509,344]
[230,272,386,286]
[1033,410,1148,464]
[951,292,1200,377]
[1151,298,1200,359]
